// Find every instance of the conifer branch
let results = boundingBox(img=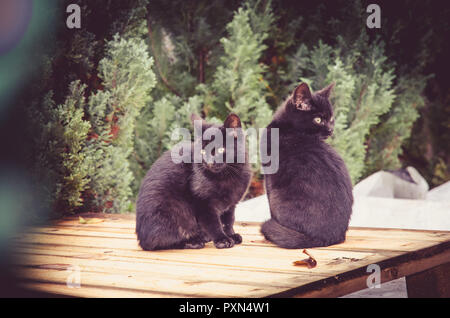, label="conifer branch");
[146,15,181,97]
[198,48,206,83]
